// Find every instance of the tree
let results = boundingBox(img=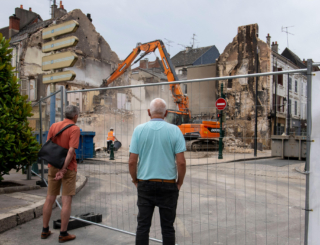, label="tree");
[0,33,40,181]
